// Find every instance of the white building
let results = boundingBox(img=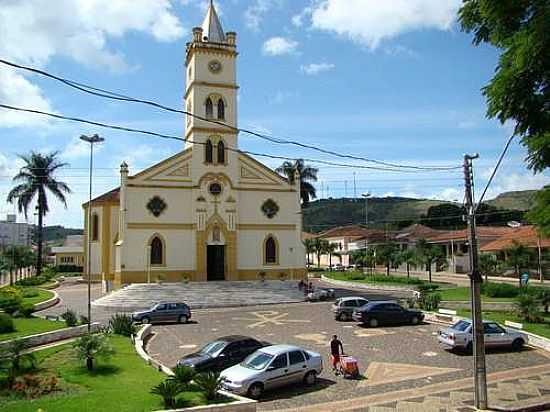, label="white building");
[83,3,306,288]
[0,214,32,247]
